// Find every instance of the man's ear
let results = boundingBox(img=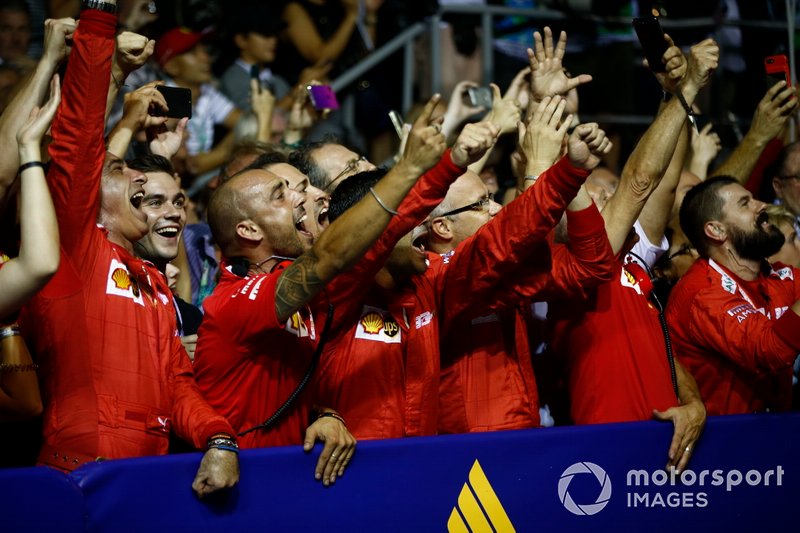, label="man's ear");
[704,221,725,242]
[162,57,180,79]
[773,176,784,199]
[429,216,453,242]
[233,33,248,51]
[235,219,263,243]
